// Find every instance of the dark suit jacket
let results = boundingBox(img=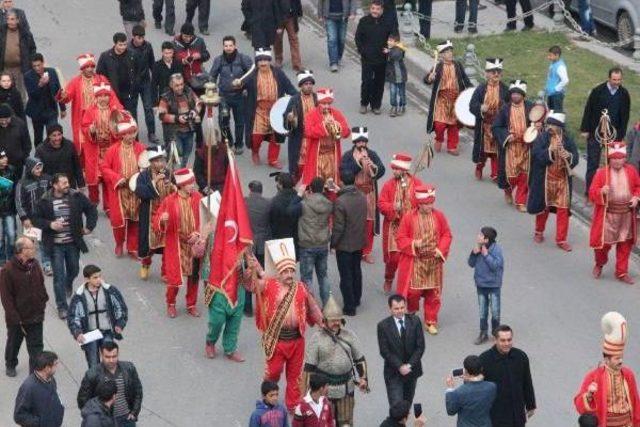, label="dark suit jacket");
[246,193,272,256]
[377,314,425,380]
[580,81,631,139]
[24,67,66,120]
